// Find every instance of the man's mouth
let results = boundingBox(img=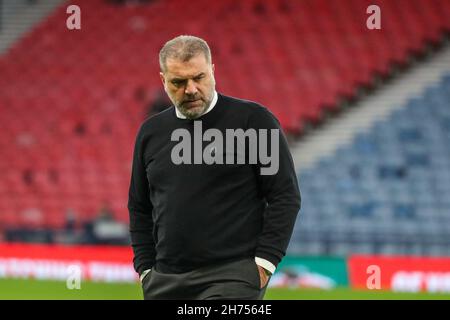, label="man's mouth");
[183,100,202,107]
